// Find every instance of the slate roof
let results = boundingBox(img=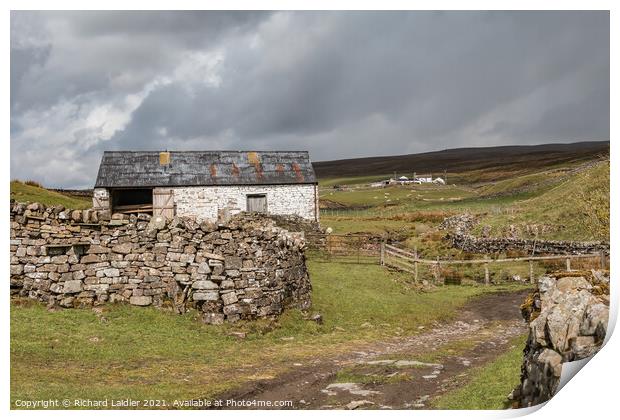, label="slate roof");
[94,151,317,188]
